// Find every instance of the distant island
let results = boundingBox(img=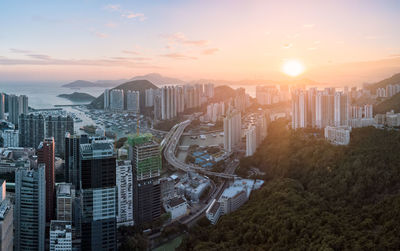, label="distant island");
[62,80,105,88]
[58,92,96,102]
